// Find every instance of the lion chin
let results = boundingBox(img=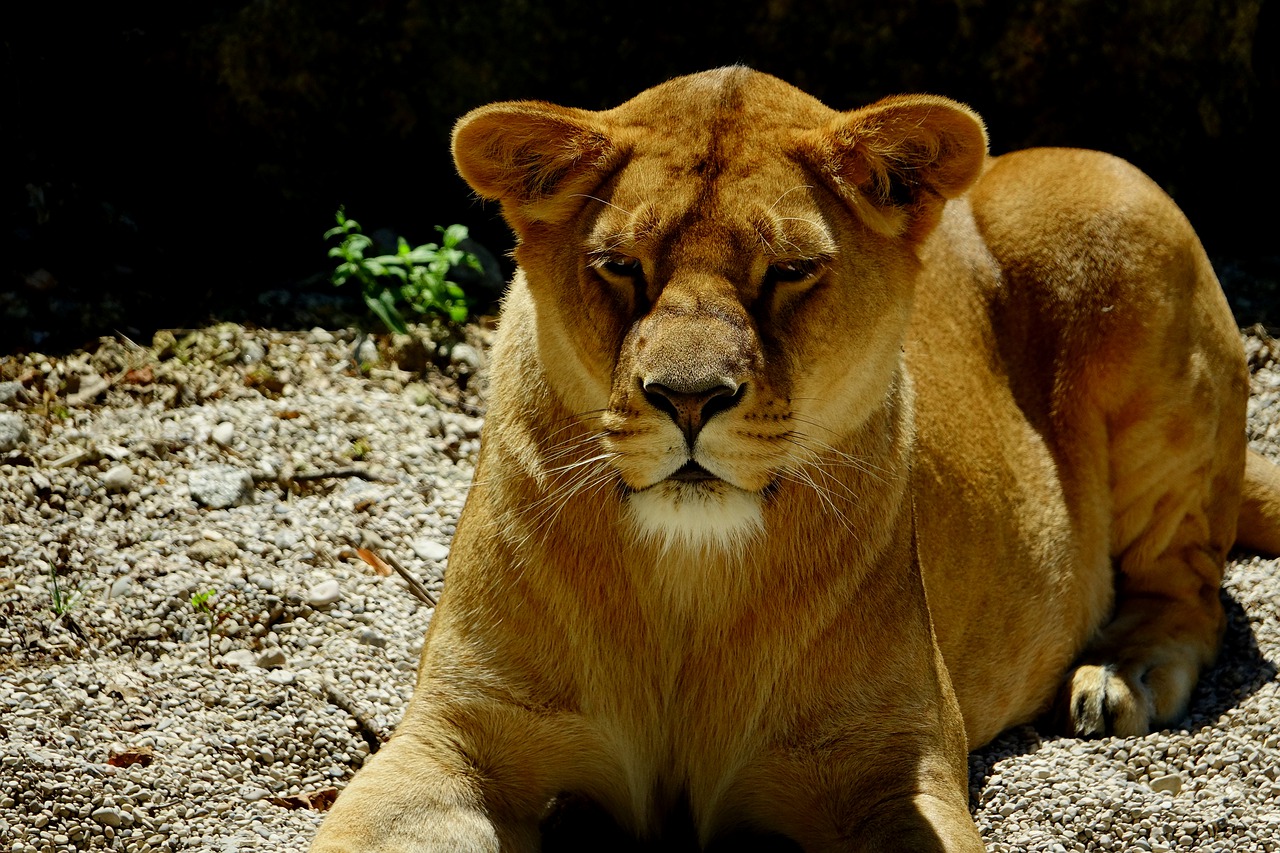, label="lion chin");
[624,479,765,553]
